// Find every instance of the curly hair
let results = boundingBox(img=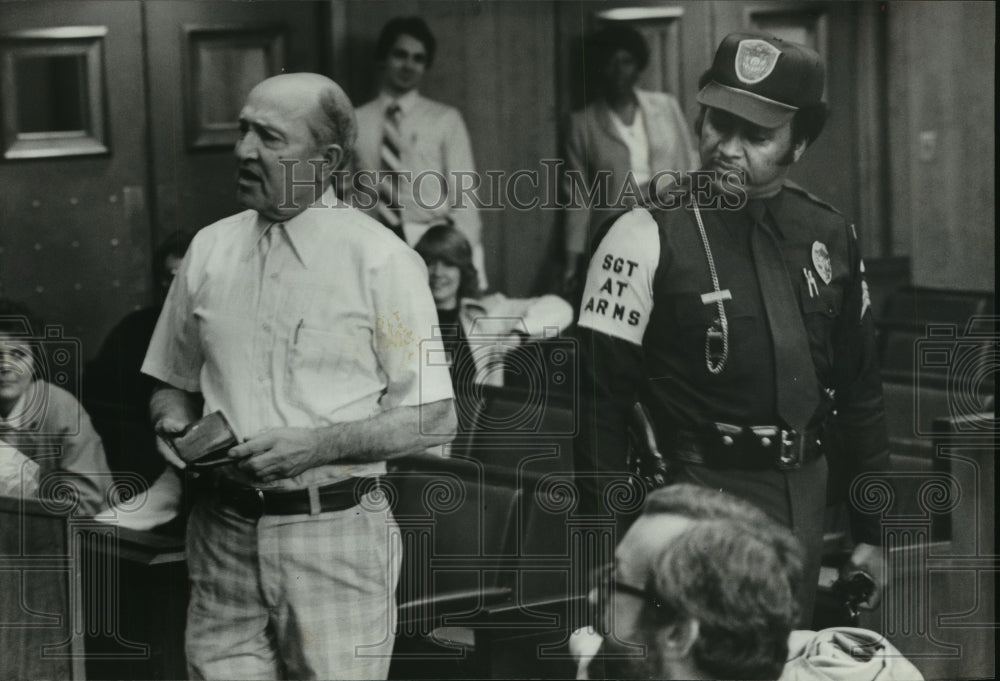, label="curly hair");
[413,224,481,301]
[639,514,803,680]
